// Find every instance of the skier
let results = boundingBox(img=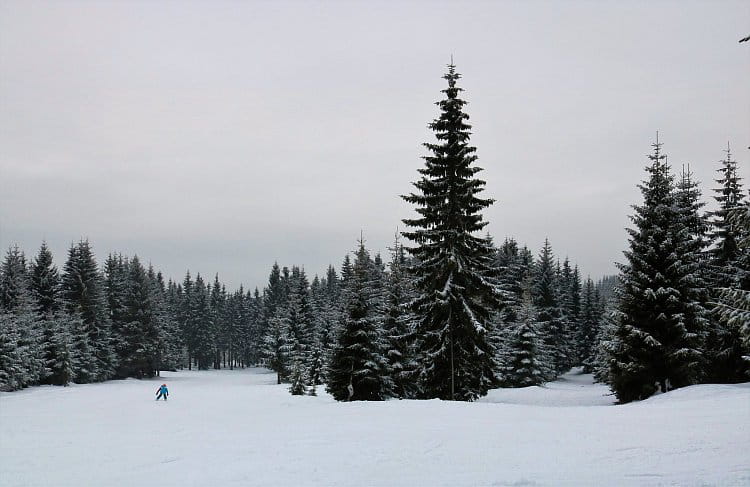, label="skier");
[155,383,169,401]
